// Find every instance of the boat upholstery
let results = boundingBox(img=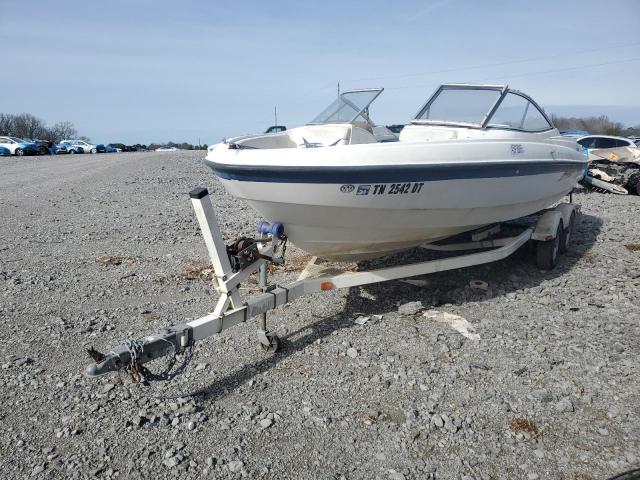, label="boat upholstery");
[234,133,295,149]
[285,124,376,147]
[399,124,460,142]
